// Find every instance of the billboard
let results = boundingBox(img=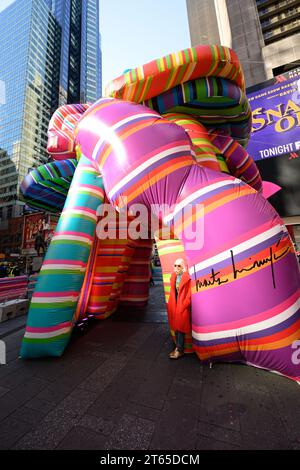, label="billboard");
[22,213,47,251]
[22,213,59,252]
[247,69,300,217]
